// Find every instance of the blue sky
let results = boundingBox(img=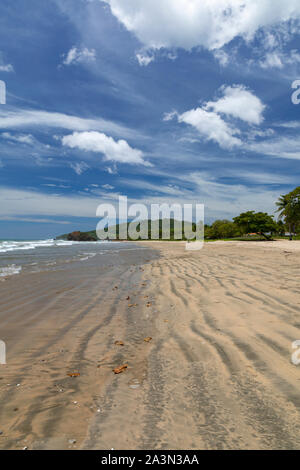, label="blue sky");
[0,0,300,239]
